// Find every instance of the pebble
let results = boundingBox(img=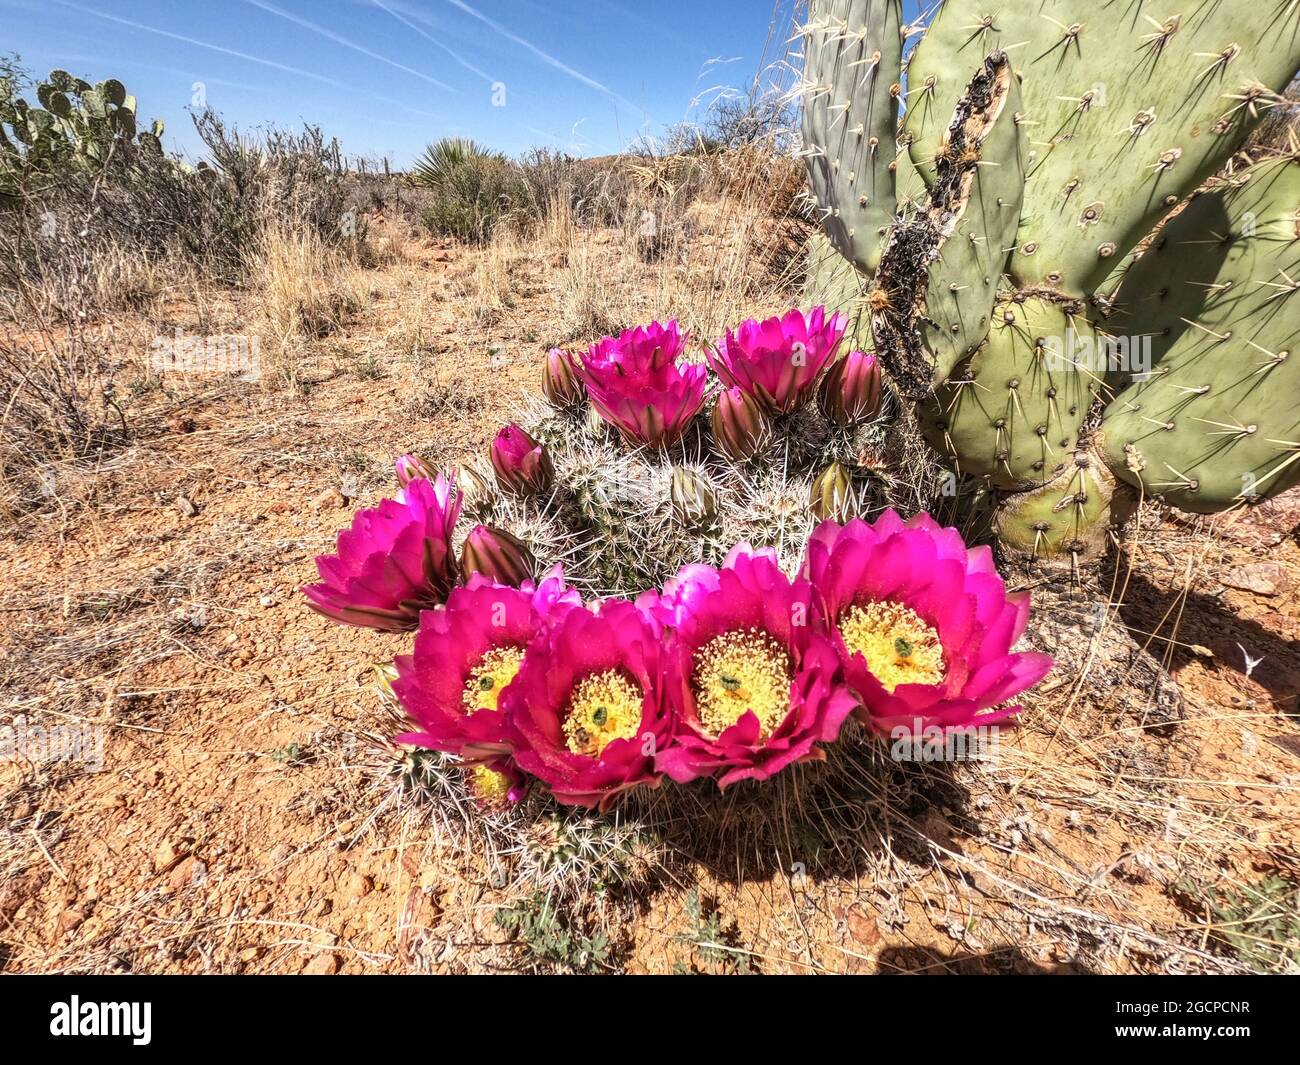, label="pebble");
[303,953,339,975]
[1222,562,1284,597]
